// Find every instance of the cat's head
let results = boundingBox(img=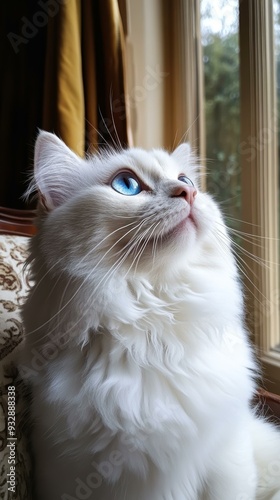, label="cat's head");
[29,131,232,279]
